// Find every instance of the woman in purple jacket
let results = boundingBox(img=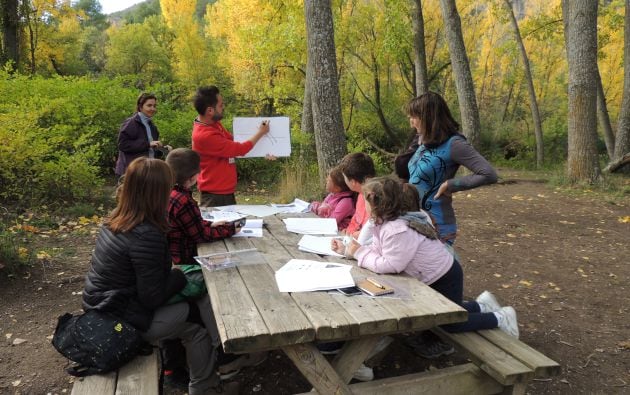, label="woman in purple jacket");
[115,93,169,177]
[333,176,519,337]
